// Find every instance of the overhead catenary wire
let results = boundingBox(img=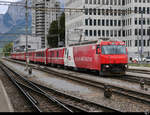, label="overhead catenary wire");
[0,1,148,14]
